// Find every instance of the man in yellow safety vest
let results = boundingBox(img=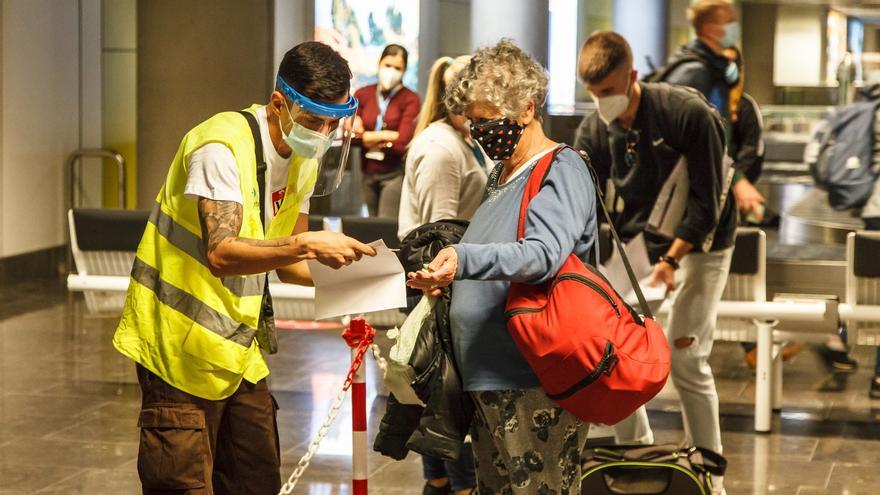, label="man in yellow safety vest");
[113,41,374,494]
